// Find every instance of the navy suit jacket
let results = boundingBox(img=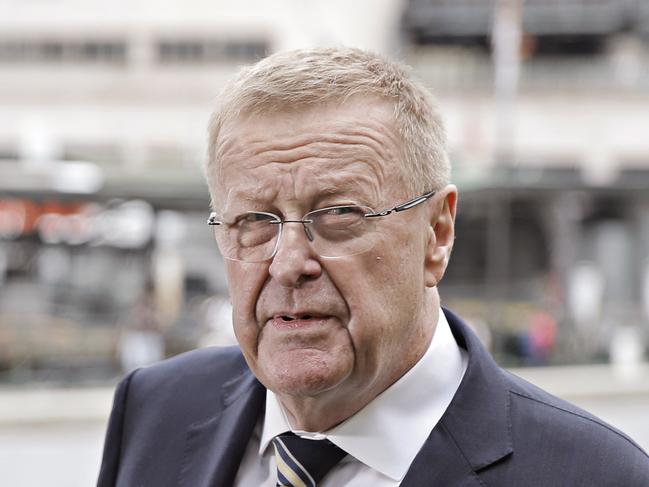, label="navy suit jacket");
[98,309,649,486]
